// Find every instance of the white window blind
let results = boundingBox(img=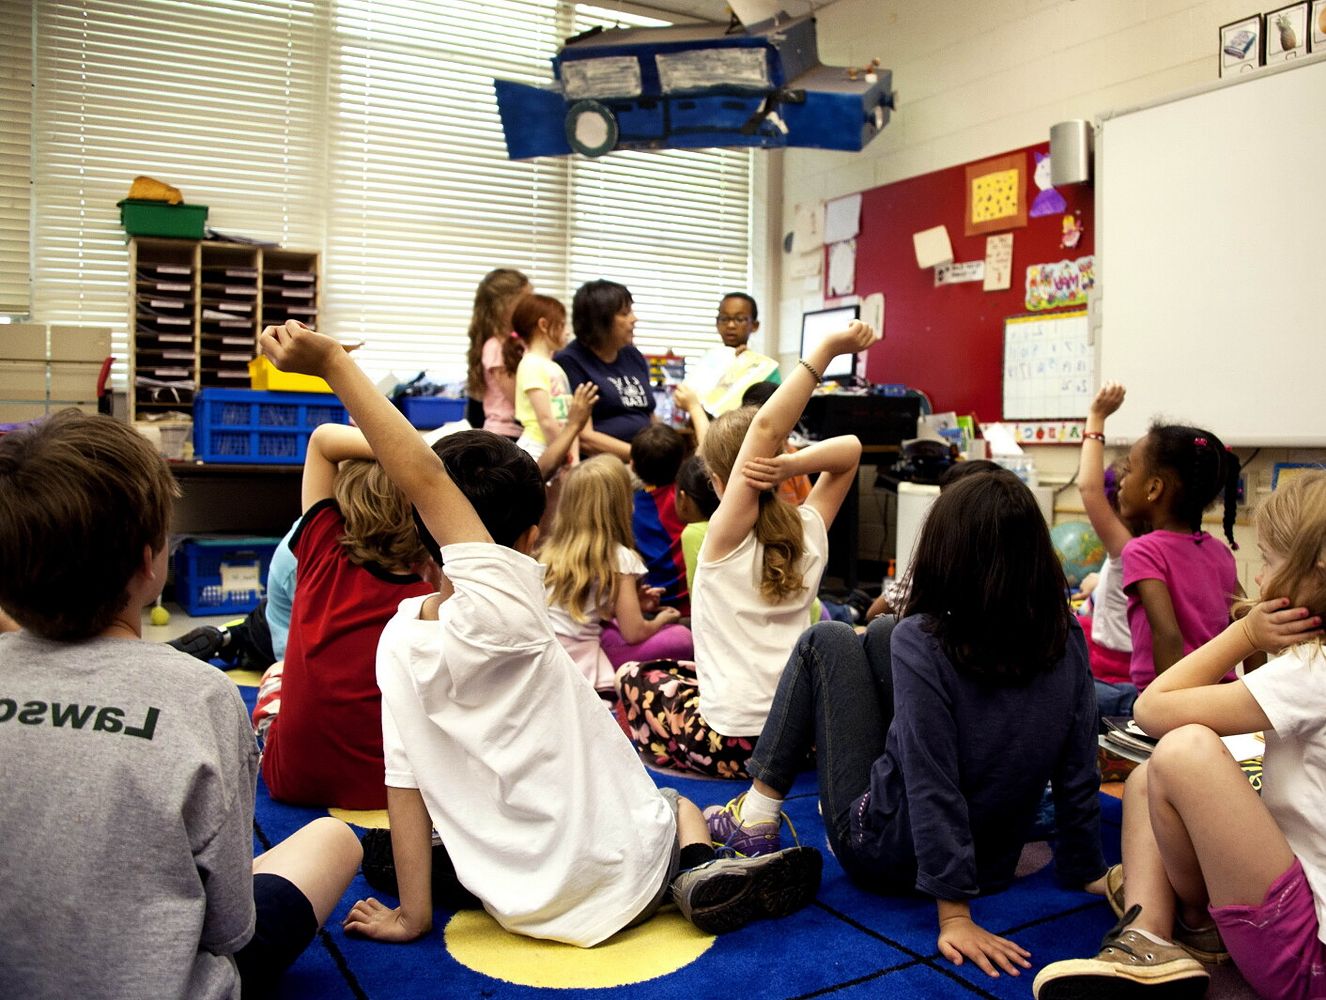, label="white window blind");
[0,0,33,316]
[31,0,327,370]
[23,0,752,384]
[324,0,569,380]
